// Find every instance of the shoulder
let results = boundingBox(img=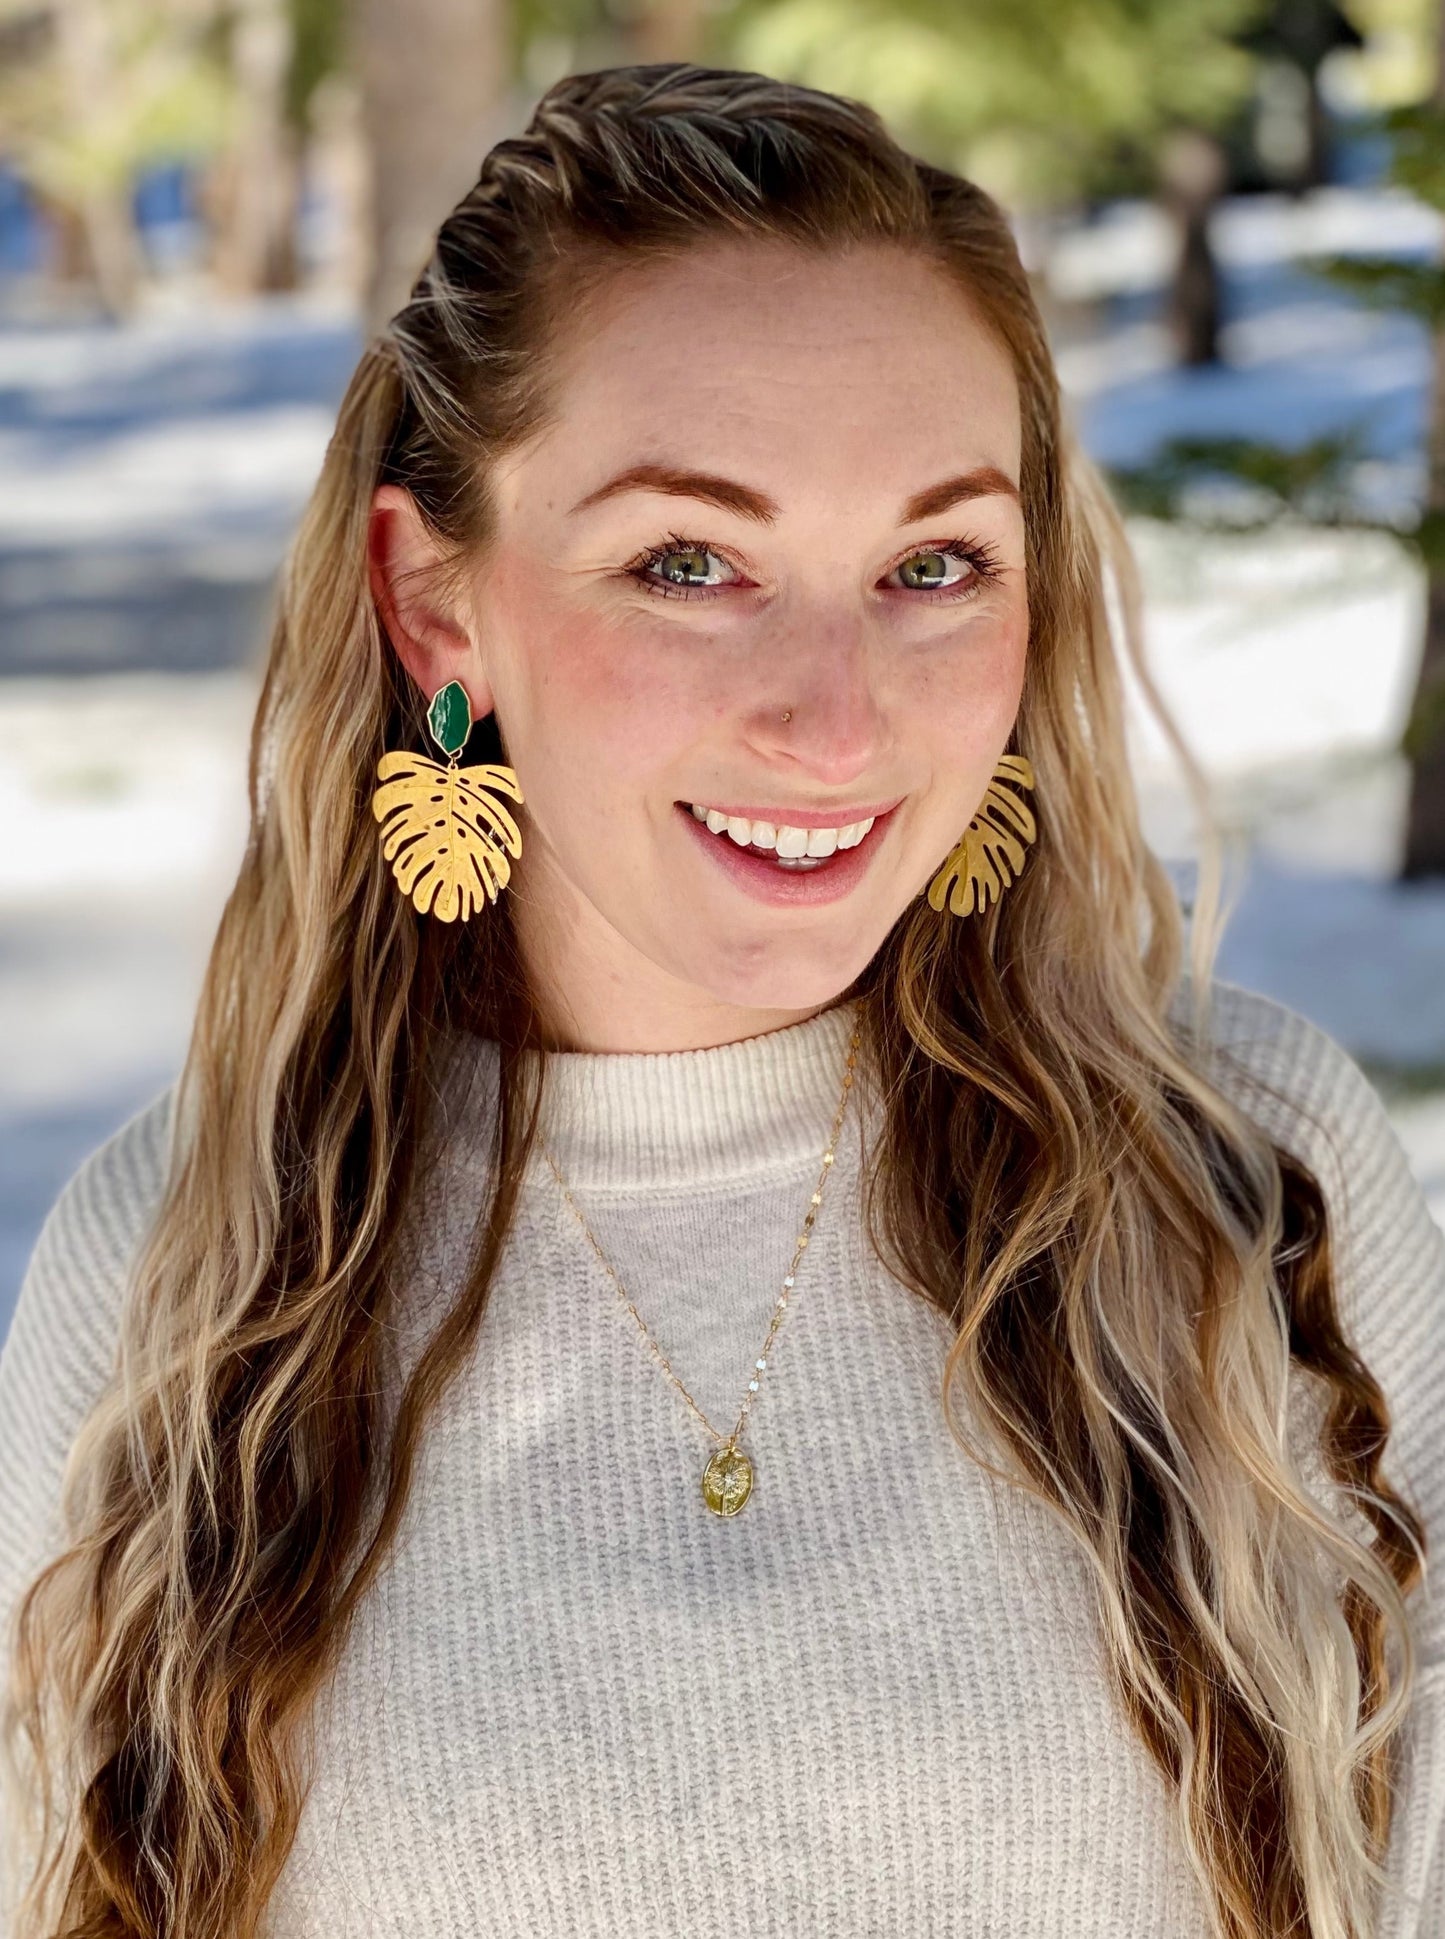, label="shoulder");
[4,1085,178,1379]
[0,1086,178,1636]
[1171,978,1438,1264]
[1169,976,1445,1345]
[1176,979,1445,1655]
